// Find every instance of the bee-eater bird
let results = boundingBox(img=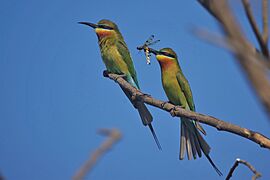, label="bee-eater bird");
[78,19,161,150]
[146,47,222,175]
